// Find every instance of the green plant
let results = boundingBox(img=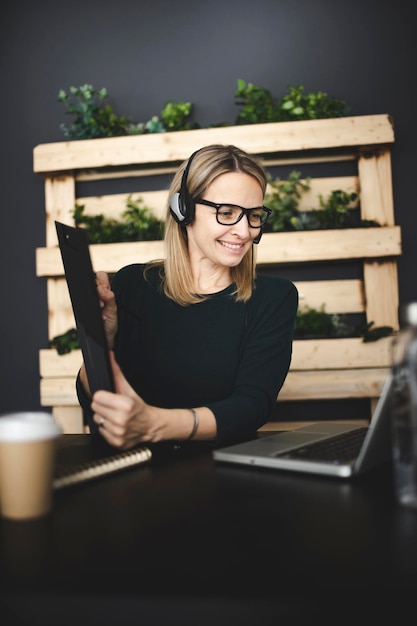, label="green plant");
[126,116,165,135]
[278,85,350,121]
[58,80,352,139]
[235,80,350,125]
[73,198,164,243]
[234,80,277,125]
[58,85,131,139]
[145,116,166,133]
[127,102,197,134]
[299,189,359,230]
[295,305,350,339]
[160,101,197,131]
[294,306,393,341]
[299,189,381,230]
[49,328,79,354]
[264,171,311,232]
[263,171,381,232]
[58,85,200,138]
